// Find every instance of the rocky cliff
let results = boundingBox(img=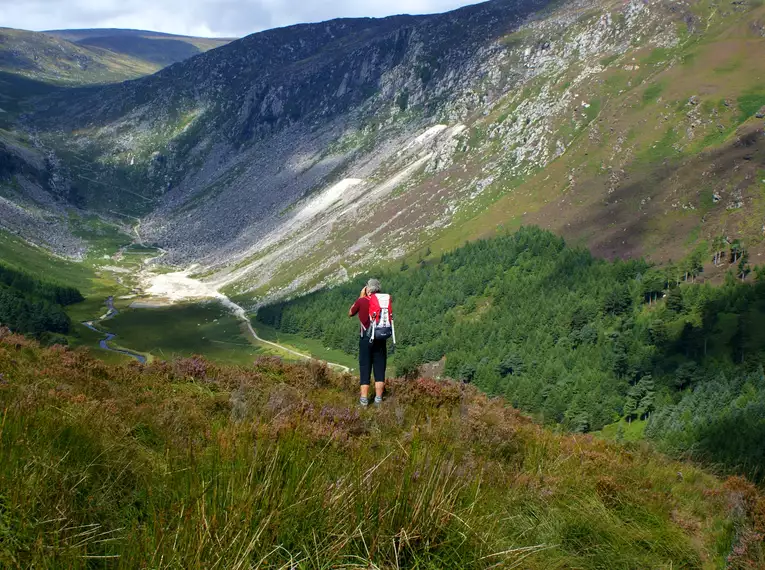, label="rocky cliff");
[3,0,765,302]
